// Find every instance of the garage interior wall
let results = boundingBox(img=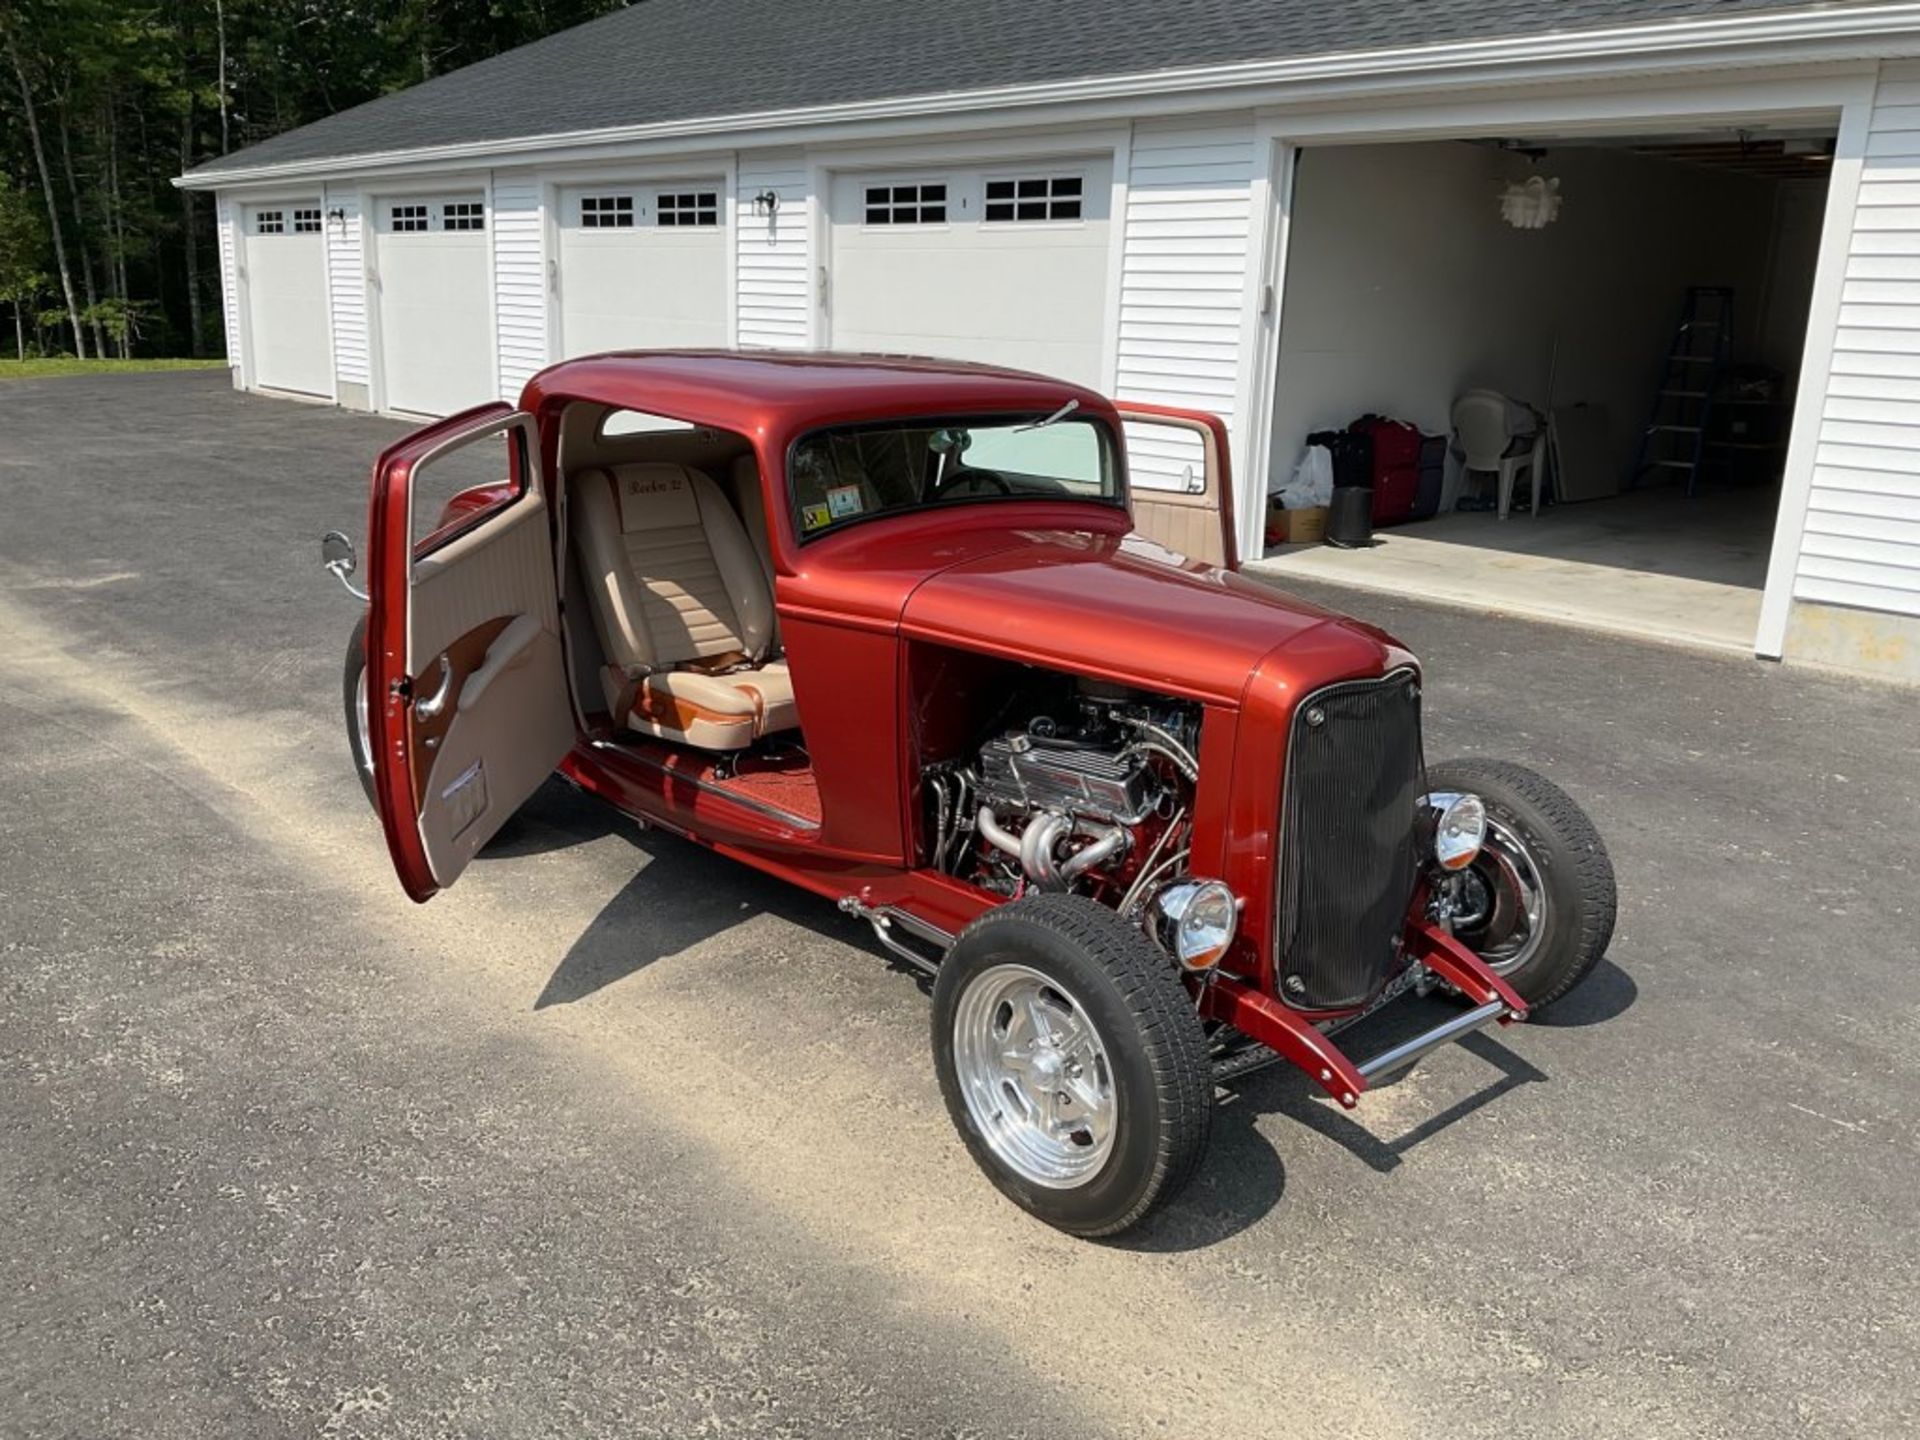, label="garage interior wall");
[1268,139,1818,491]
